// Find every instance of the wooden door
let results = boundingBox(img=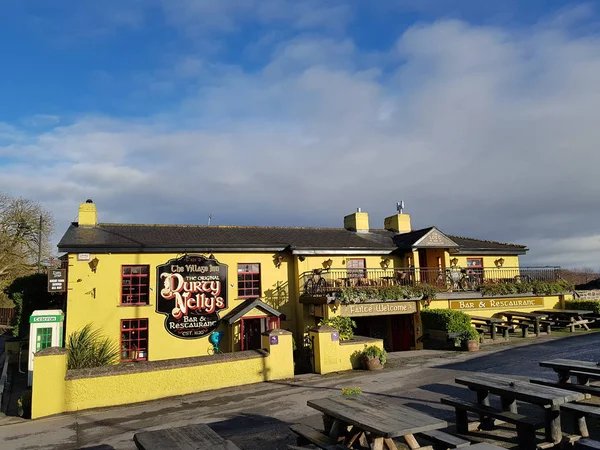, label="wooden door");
[391,315,414,351]
[242,318,262,350]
